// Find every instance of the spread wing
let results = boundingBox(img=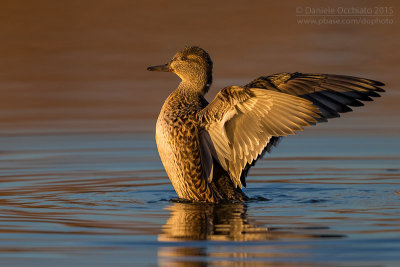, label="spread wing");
[199,86,321,188]
[200,73,385,189]
[246,73,385,121]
